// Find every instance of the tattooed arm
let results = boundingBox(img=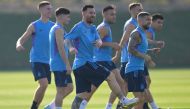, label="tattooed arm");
[128,31,152,62]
